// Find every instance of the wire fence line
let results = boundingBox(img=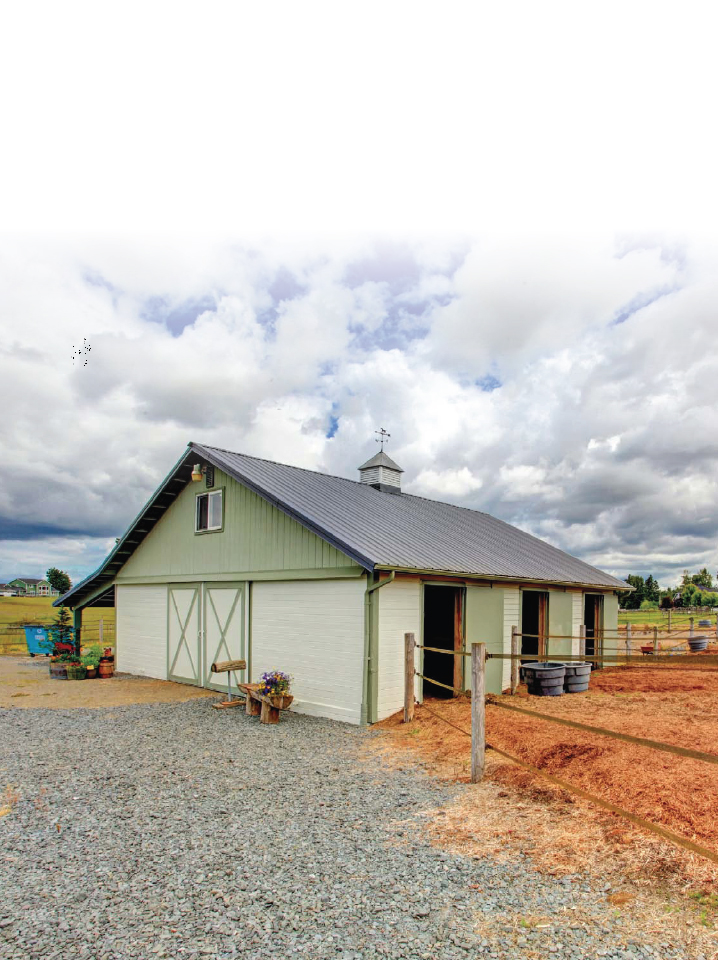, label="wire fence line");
[404,632,718,868]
